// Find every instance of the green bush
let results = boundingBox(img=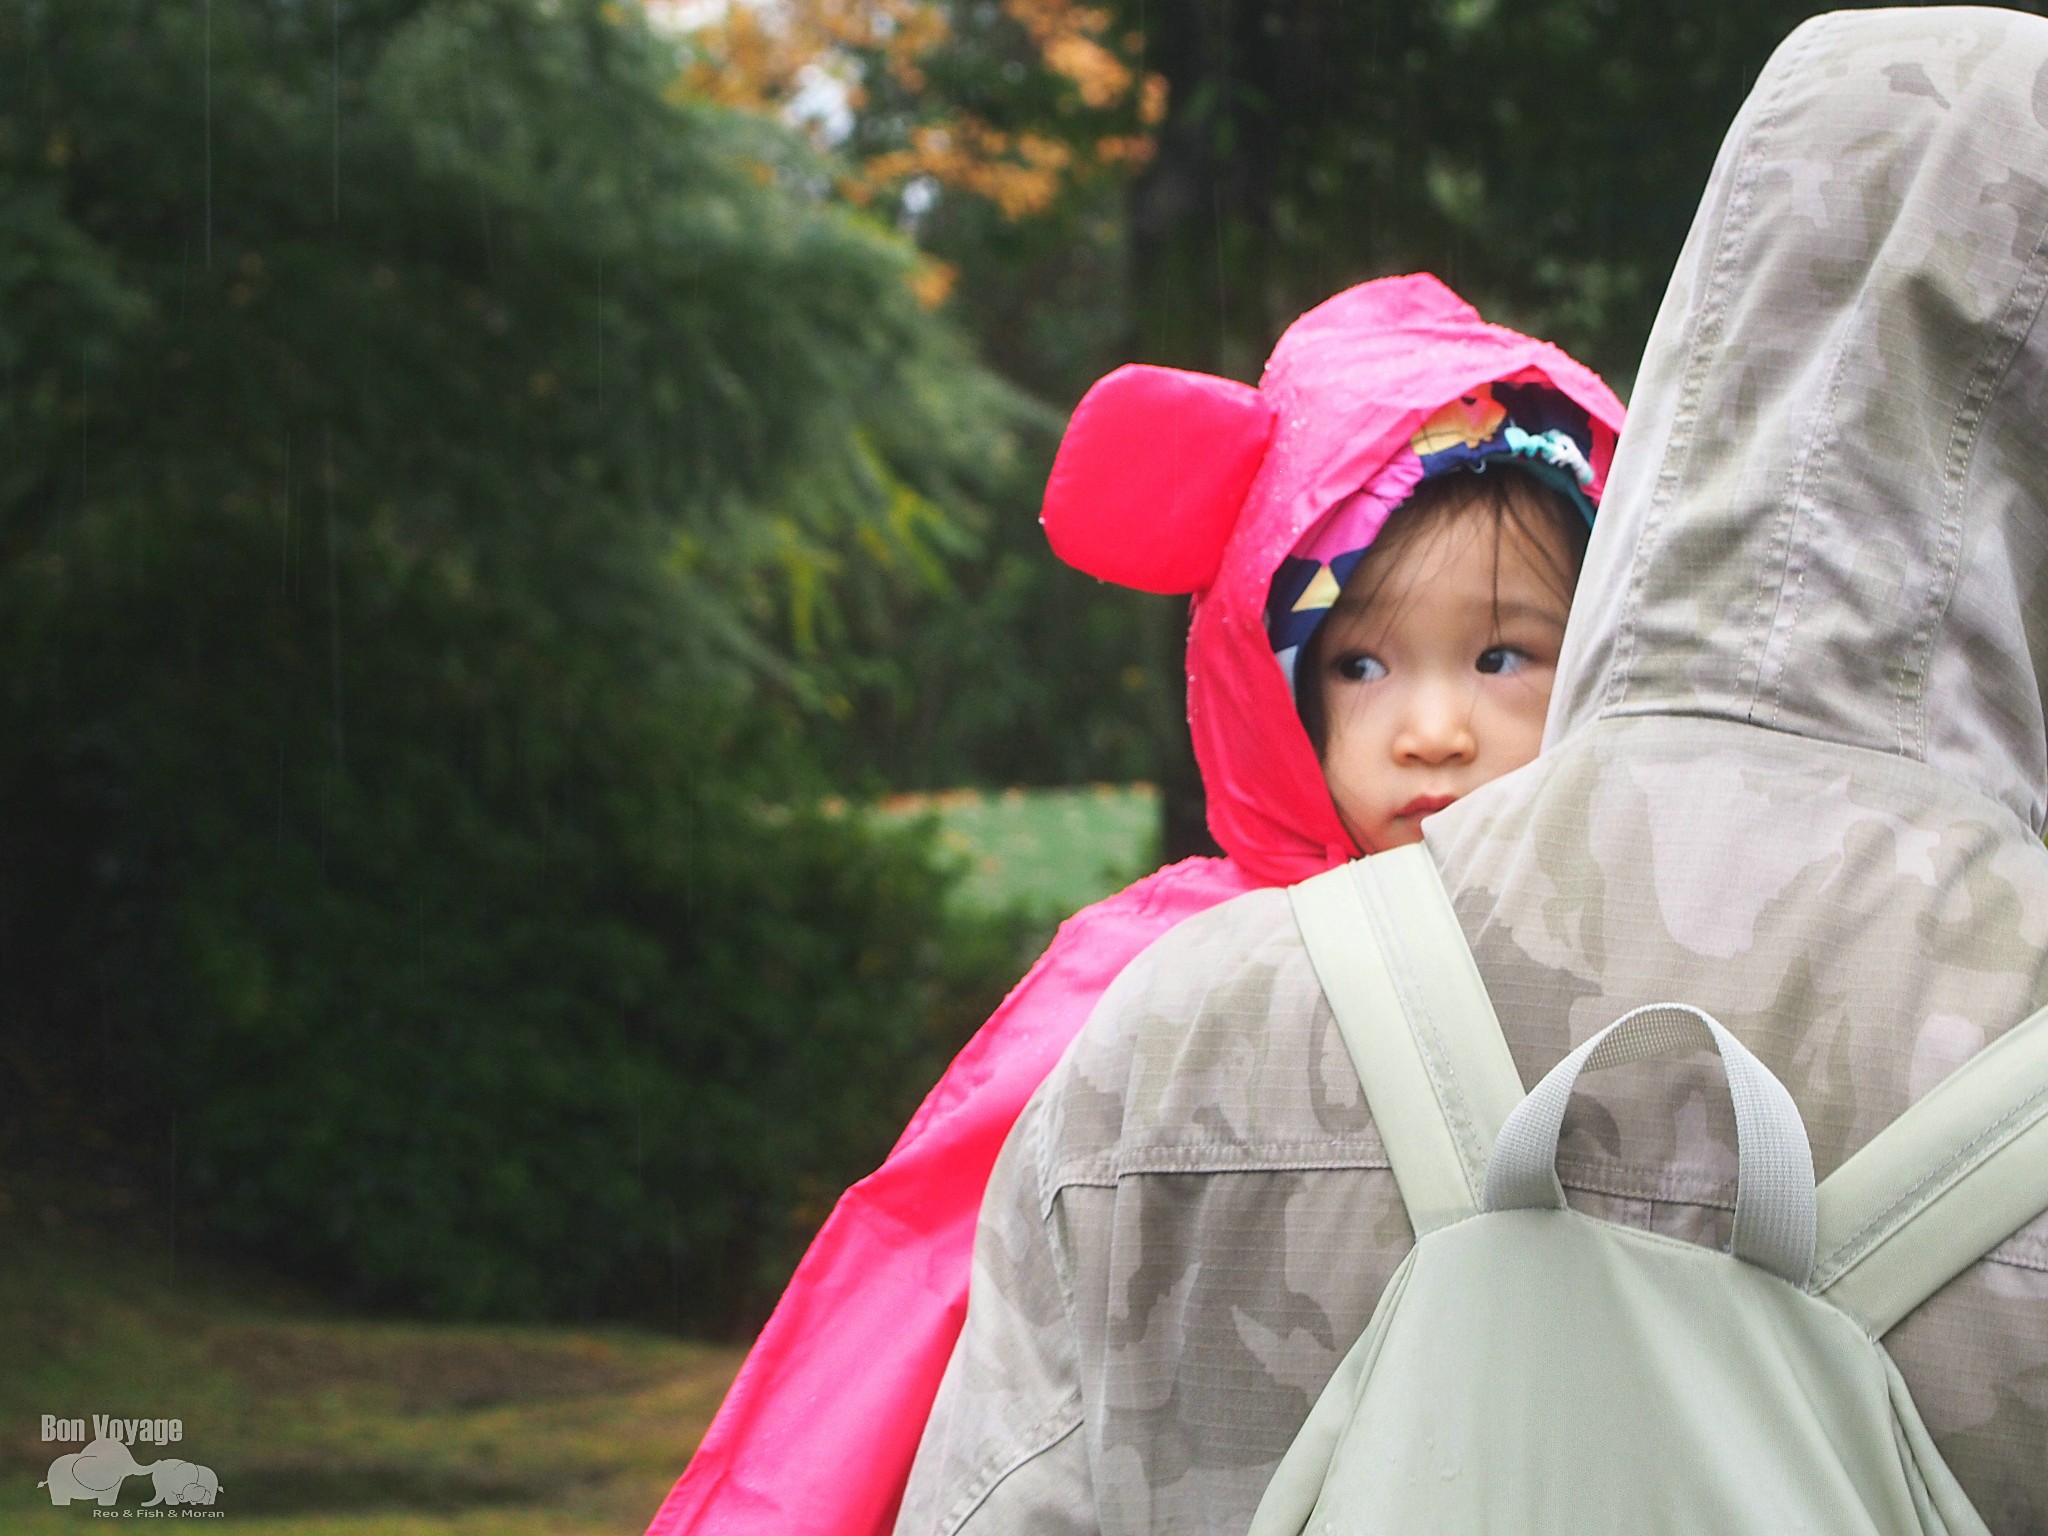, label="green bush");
[0,0,1022,1326]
